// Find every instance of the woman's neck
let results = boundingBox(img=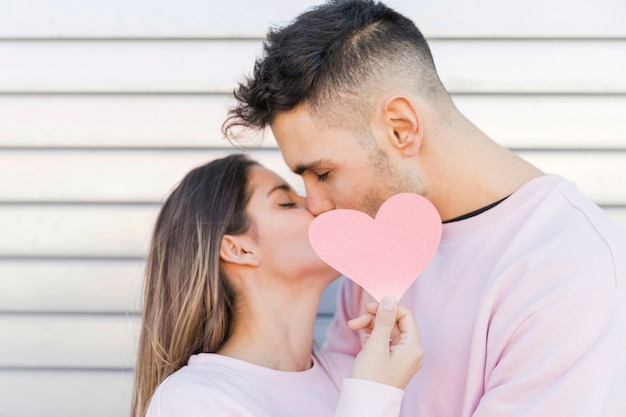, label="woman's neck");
[217,283,323,372]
